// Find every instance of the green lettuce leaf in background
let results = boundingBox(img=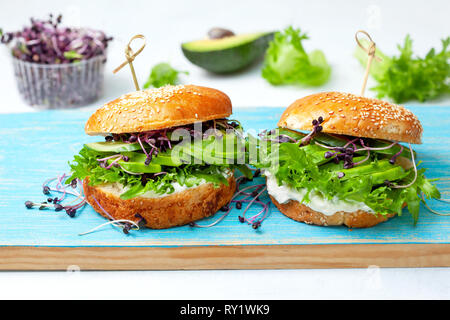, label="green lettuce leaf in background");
[261,26,331,86]
[355,35,450,103]
[143,62,188,89]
